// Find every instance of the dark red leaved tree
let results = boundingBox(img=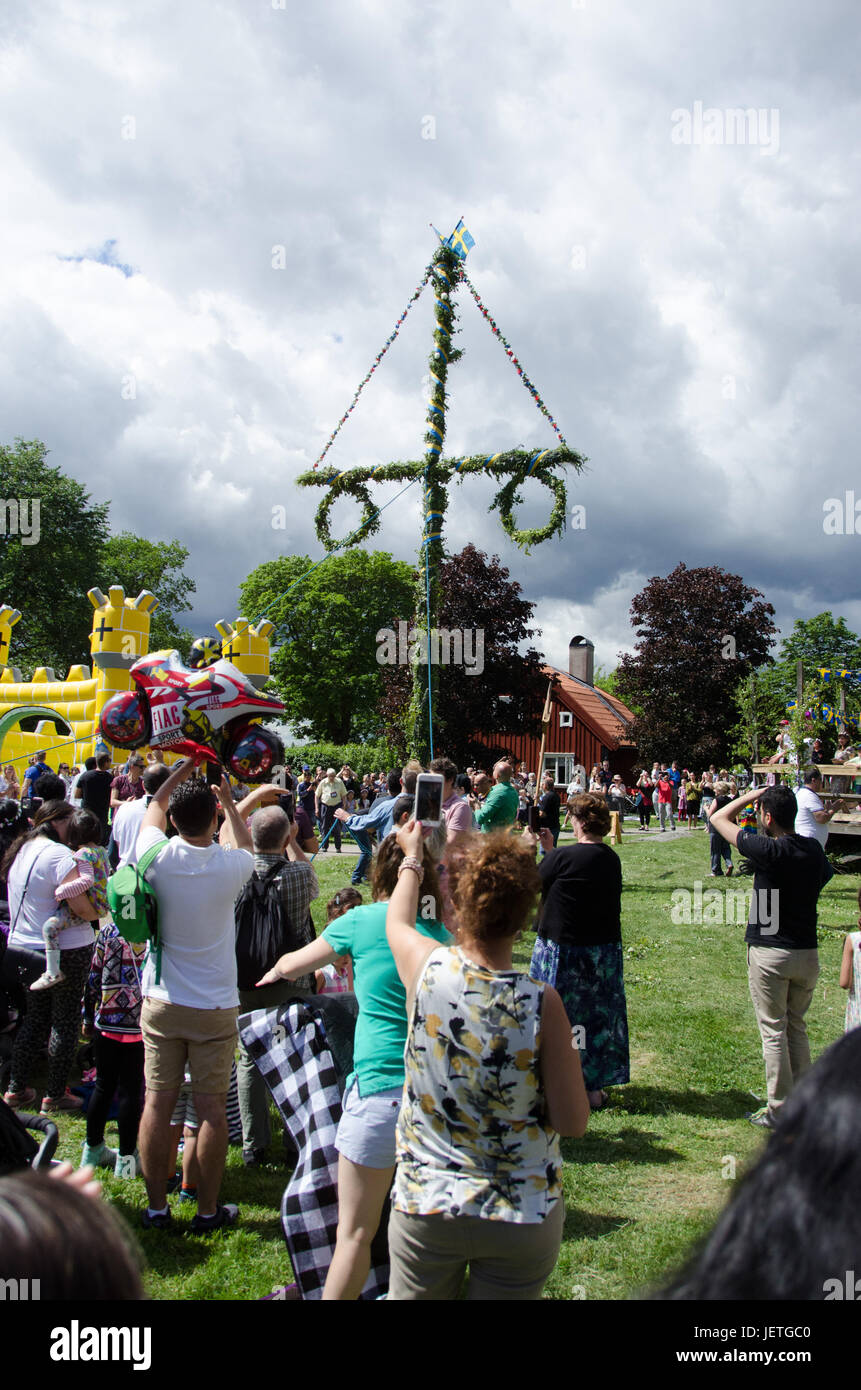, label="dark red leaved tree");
[378,544,546,765]
[615,563,777,767]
